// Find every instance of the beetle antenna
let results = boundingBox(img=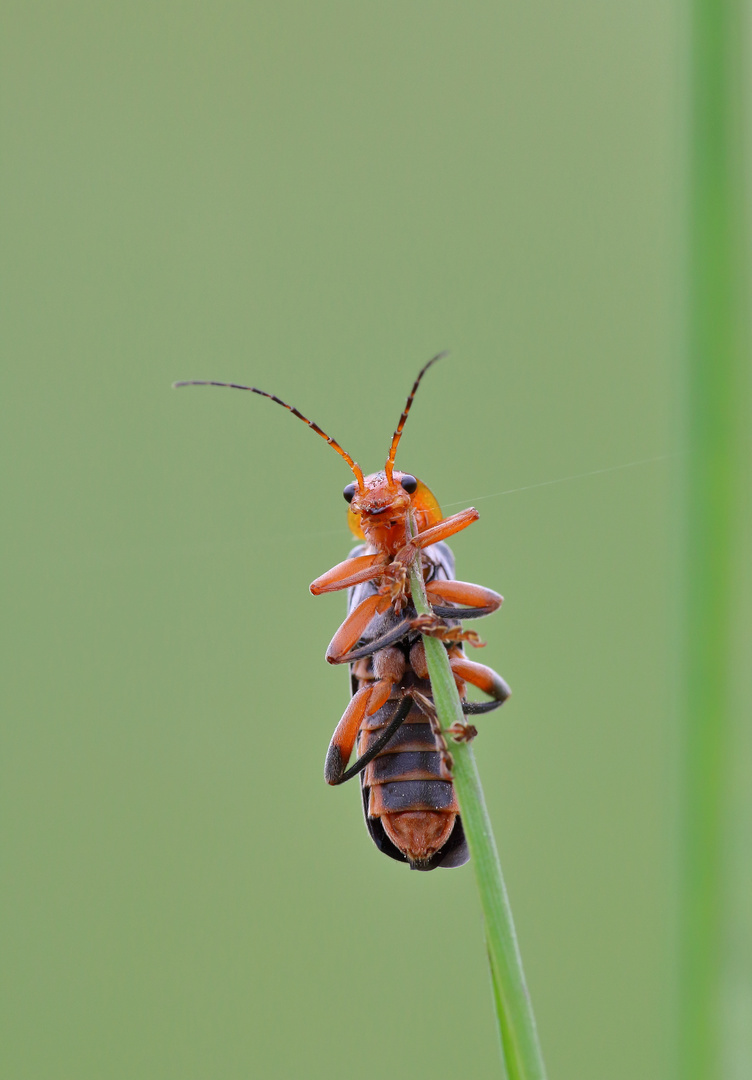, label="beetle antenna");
[384,351,448,482]
[174,380,366,491]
